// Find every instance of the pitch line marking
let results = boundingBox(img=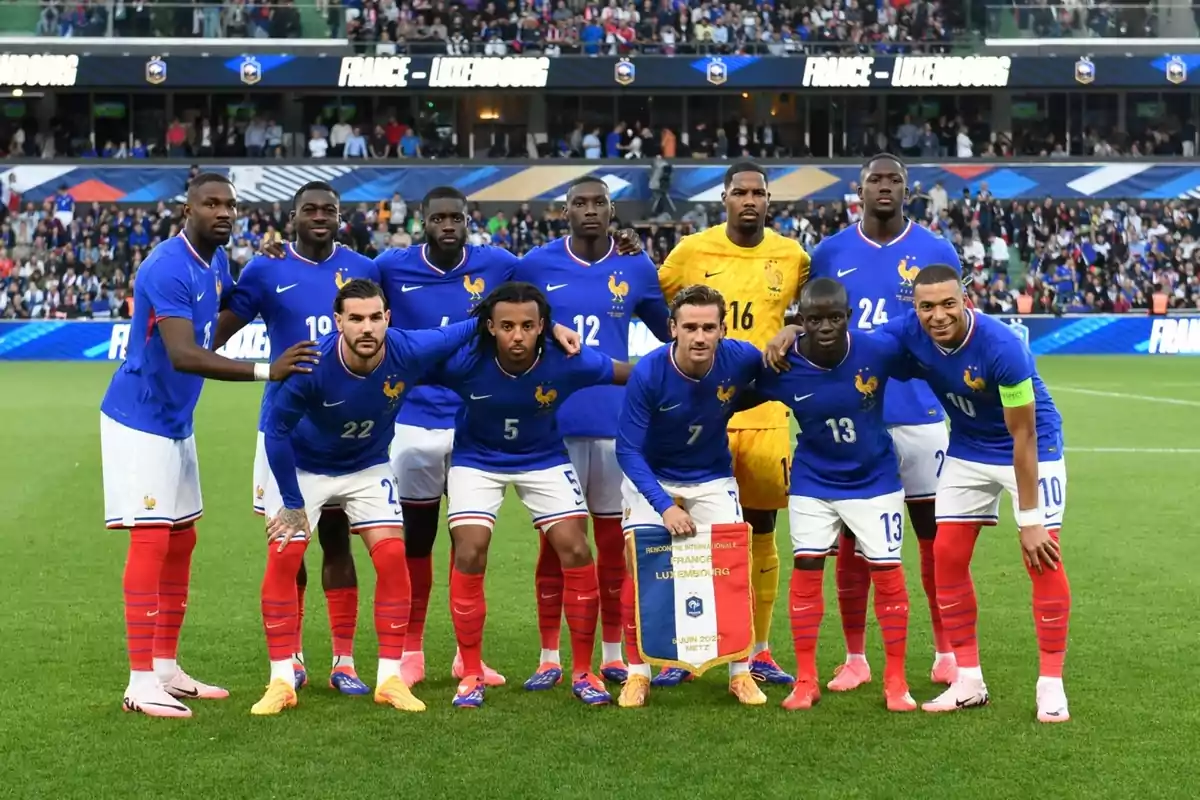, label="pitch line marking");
[1053,386,1200,408]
